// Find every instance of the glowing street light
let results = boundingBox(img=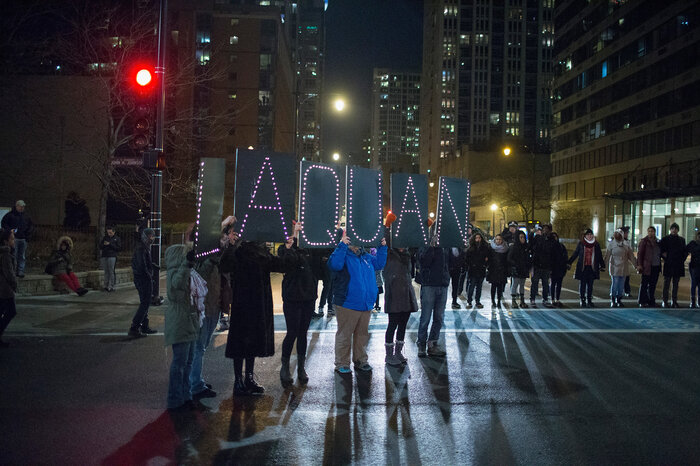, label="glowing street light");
[502,147,511,156]
[332,152,340,161]
[334,98,346,112]
[490,203,498,211]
